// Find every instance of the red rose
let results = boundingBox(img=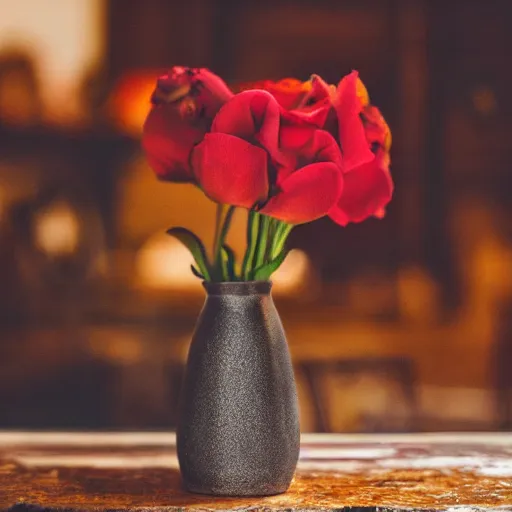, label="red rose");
[192,90,343,224]
[143,67,392,227]
[328,71,393,225]
[142,66,233,182]
[241,71,393,225]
